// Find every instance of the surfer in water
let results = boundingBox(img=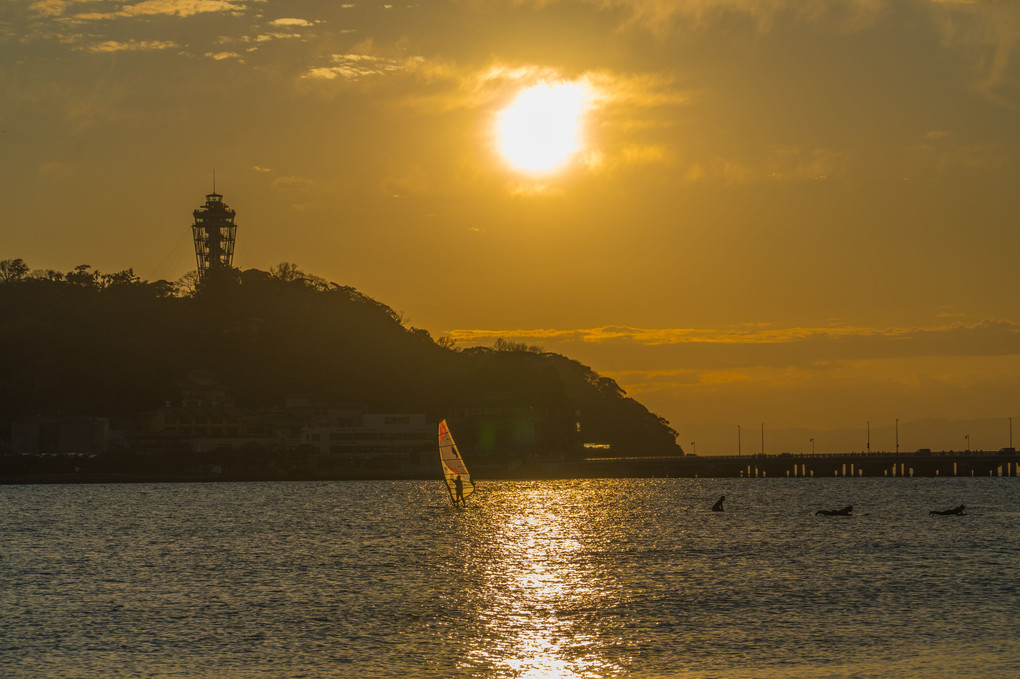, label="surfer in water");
[712,495,725,512]
[930,504,965,516]
[816,505,853,516]
[454,475,464,507]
